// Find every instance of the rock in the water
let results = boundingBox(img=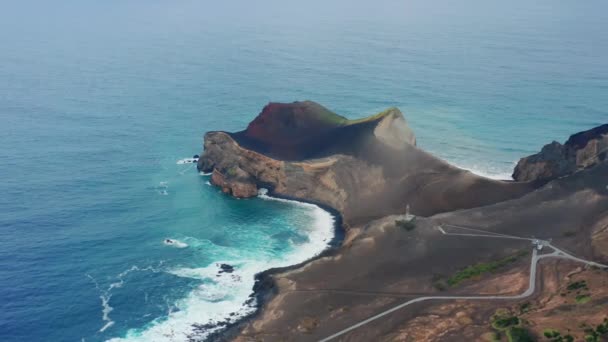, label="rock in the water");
[218,263,234,273]
[513,124,608,182]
